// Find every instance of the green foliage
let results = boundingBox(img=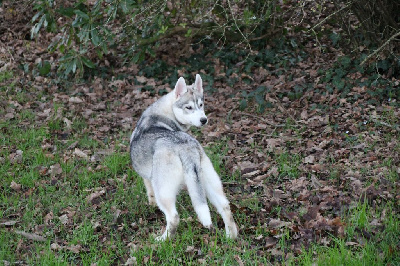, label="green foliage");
[0,70,13,83]
[320,55,400,102]
[275,151,301,180]
[29,0,282,77]
[240,86,272,113]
